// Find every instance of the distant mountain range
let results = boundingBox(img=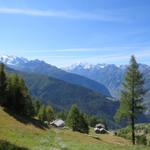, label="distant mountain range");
[1,55,150,125]
[2,58,119,128]
[65,63,150,113]
[6,67,118,119]
[65,63,127,98]
[0,55,110,97]
[1,55,150,102]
